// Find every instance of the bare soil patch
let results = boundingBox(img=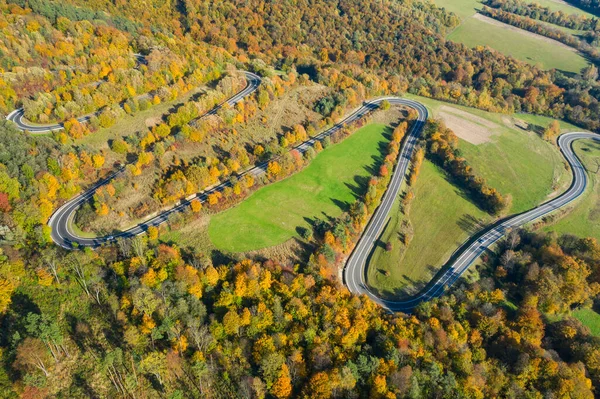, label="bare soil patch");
[145,115,162,128]
[473,13,578,52]
[437,106,500,144]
